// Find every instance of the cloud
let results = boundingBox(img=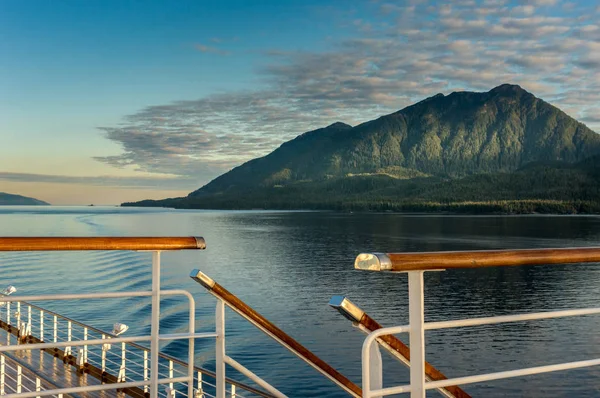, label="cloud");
[0,172,199,190]
[96,0,600,189]
[194,43,229,56]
